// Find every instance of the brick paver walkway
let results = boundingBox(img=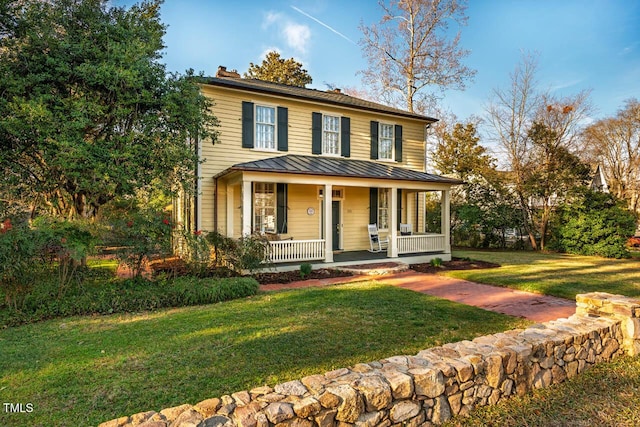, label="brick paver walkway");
[260,270,576,323]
